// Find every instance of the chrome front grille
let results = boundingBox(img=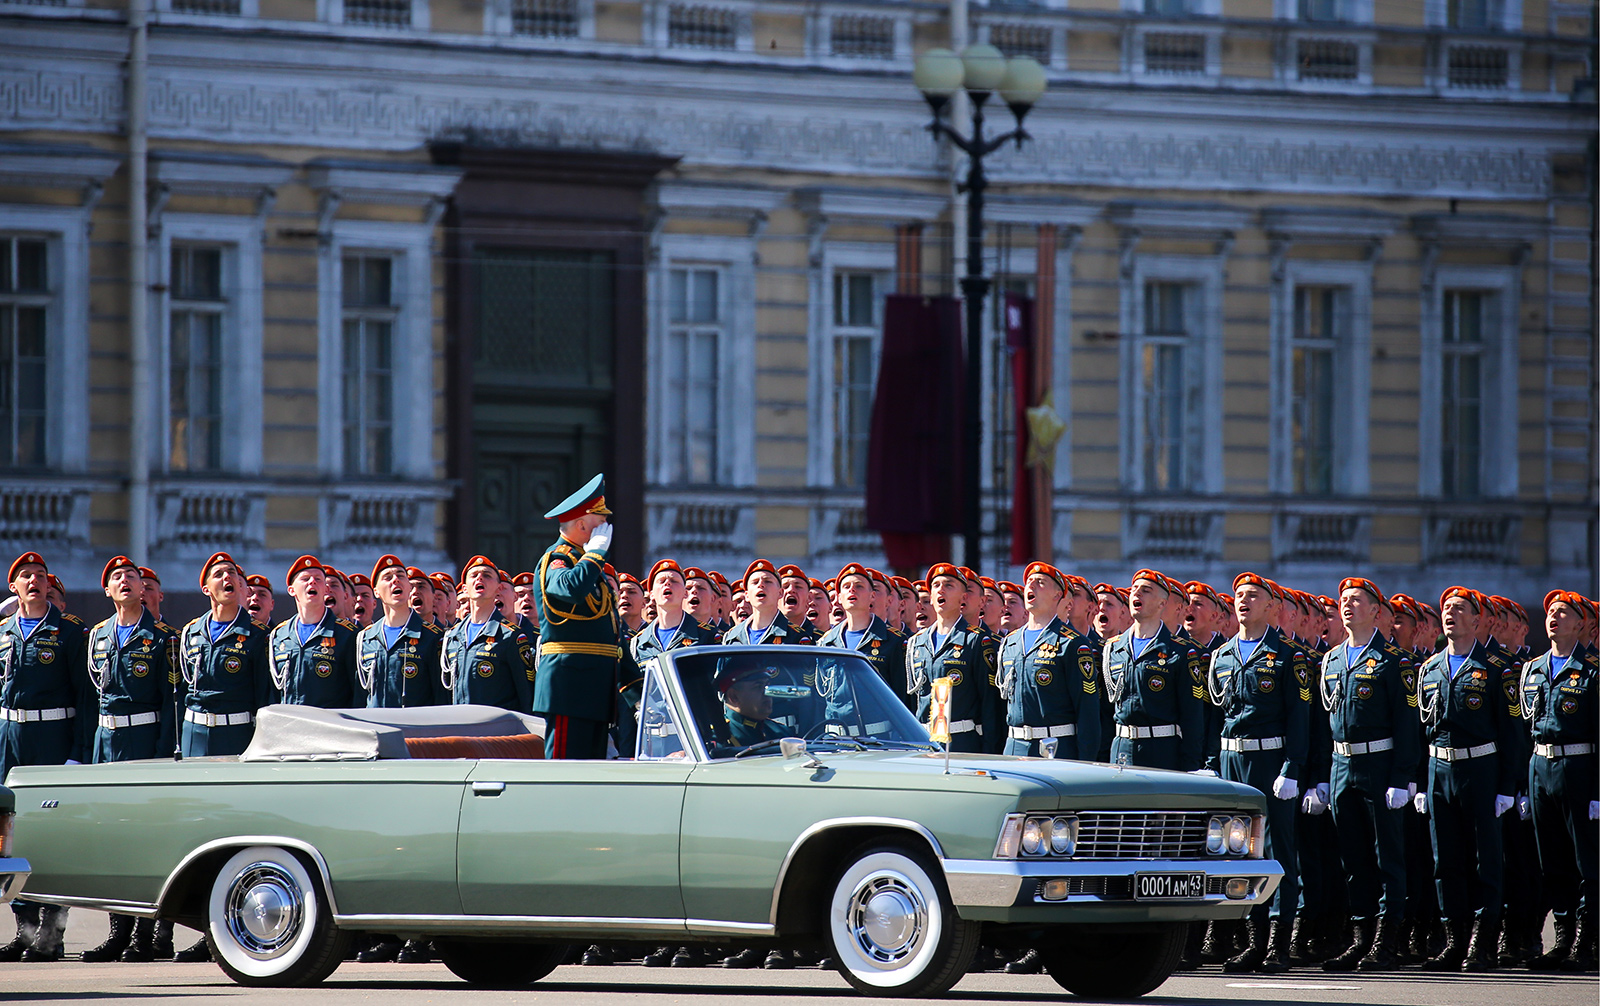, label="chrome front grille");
[1073,811,1209,860]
